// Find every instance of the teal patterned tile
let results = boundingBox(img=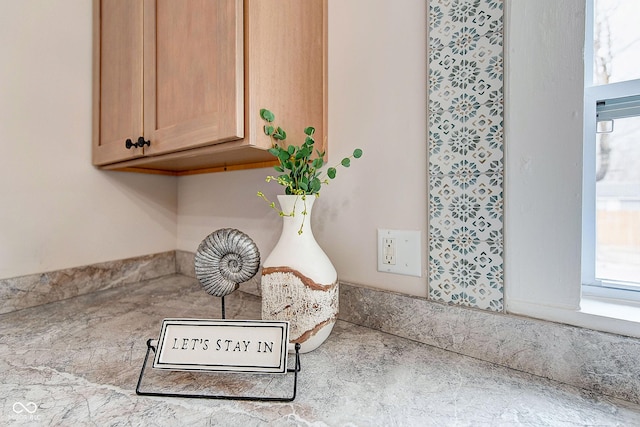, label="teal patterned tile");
[469,32,503,69]
[447,25,481,57]
[477,34,503,72]
[464,241,504,311]
[468,175,503,241]
[429,174,503,250]
[449,193,490,238]
[480,0,504,13]
[467,103,499,134]
[428,0,503,312]
[469,0,504,37]
[429,65,446,95]
[444,138,502,176]
[428,108,460,145]
[454,123,503,174]
[467,54,502,108]
[450,58,484,90]
[429,174,459,200]
[429,1,456,42]
[429,240,461,303]
[429,80,460,108]
[429,187,459,239]
[447,124,482,158]
[447,92,482,124]
[429,239,504,311]
[449,0,484,24]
